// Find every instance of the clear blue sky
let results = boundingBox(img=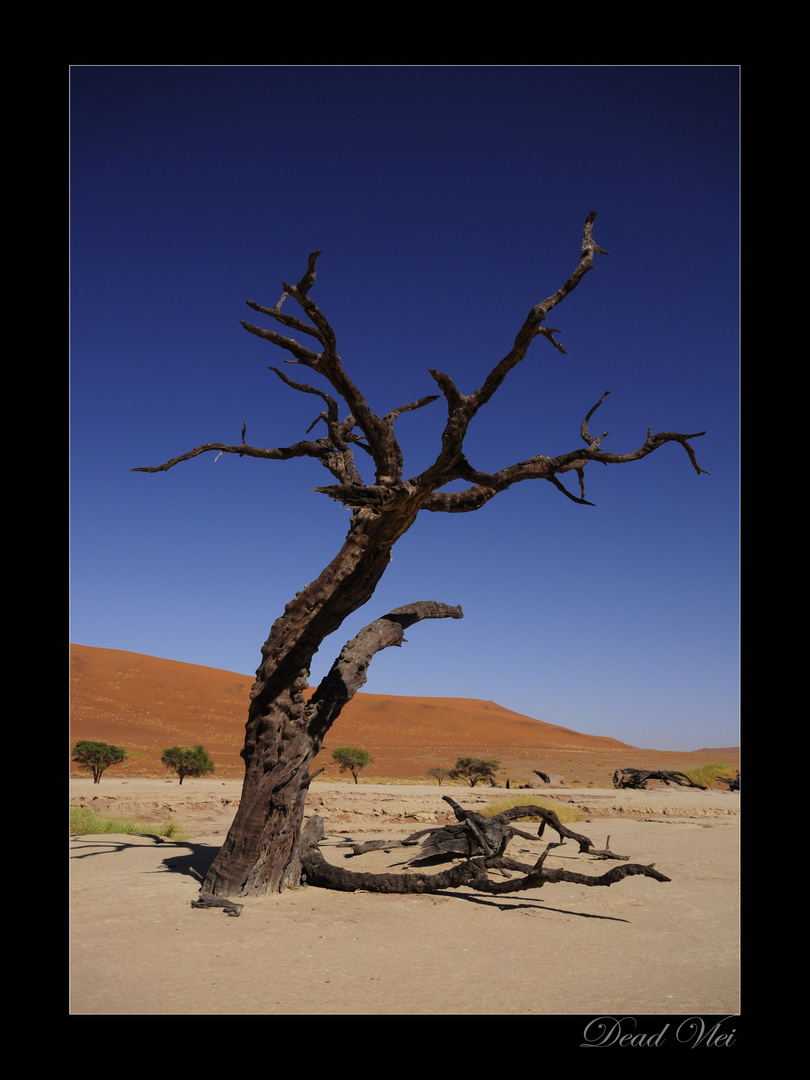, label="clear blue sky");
[70,66,739,752]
